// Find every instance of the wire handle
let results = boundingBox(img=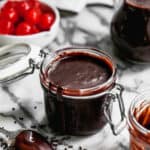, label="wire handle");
[0,43,51,84]
[104,83,126,135]
[0,58,36,84]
